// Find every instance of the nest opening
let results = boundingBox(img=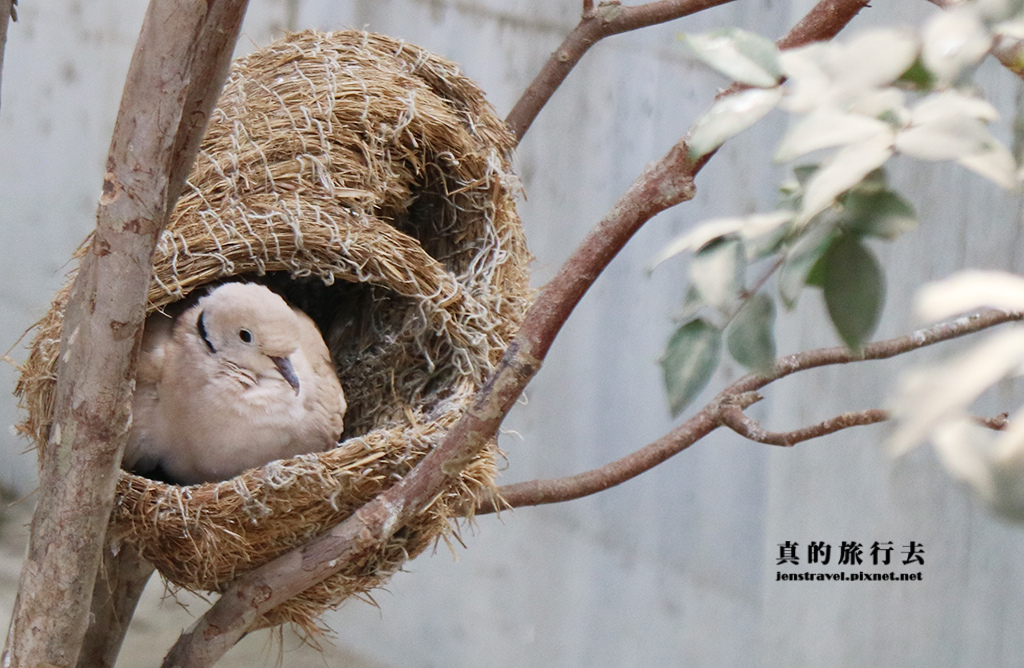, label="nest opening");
[16,29,531,634]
